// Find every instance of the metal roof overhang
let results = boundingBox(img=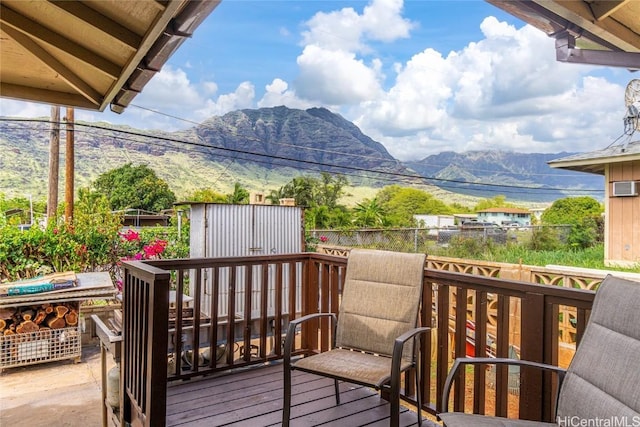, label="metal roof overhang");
[486,0,640,70]
[0,0,219,113]
[547,142,640,174]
